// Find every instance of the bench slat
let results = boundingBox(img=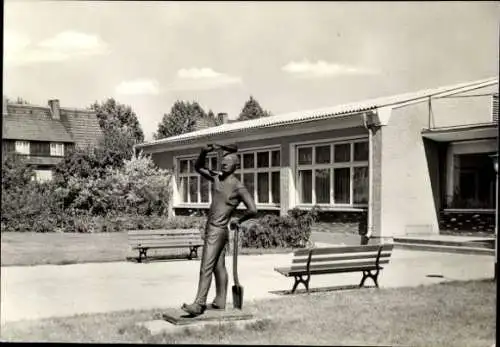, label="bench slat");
[275,265,385,276]
[131,241,203,247]
[131,244,202,250]
[128,229,201,236]
[294,244,394,256]
[128,236,201,243]
[290,259,390,272]
[292,251,393,264]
